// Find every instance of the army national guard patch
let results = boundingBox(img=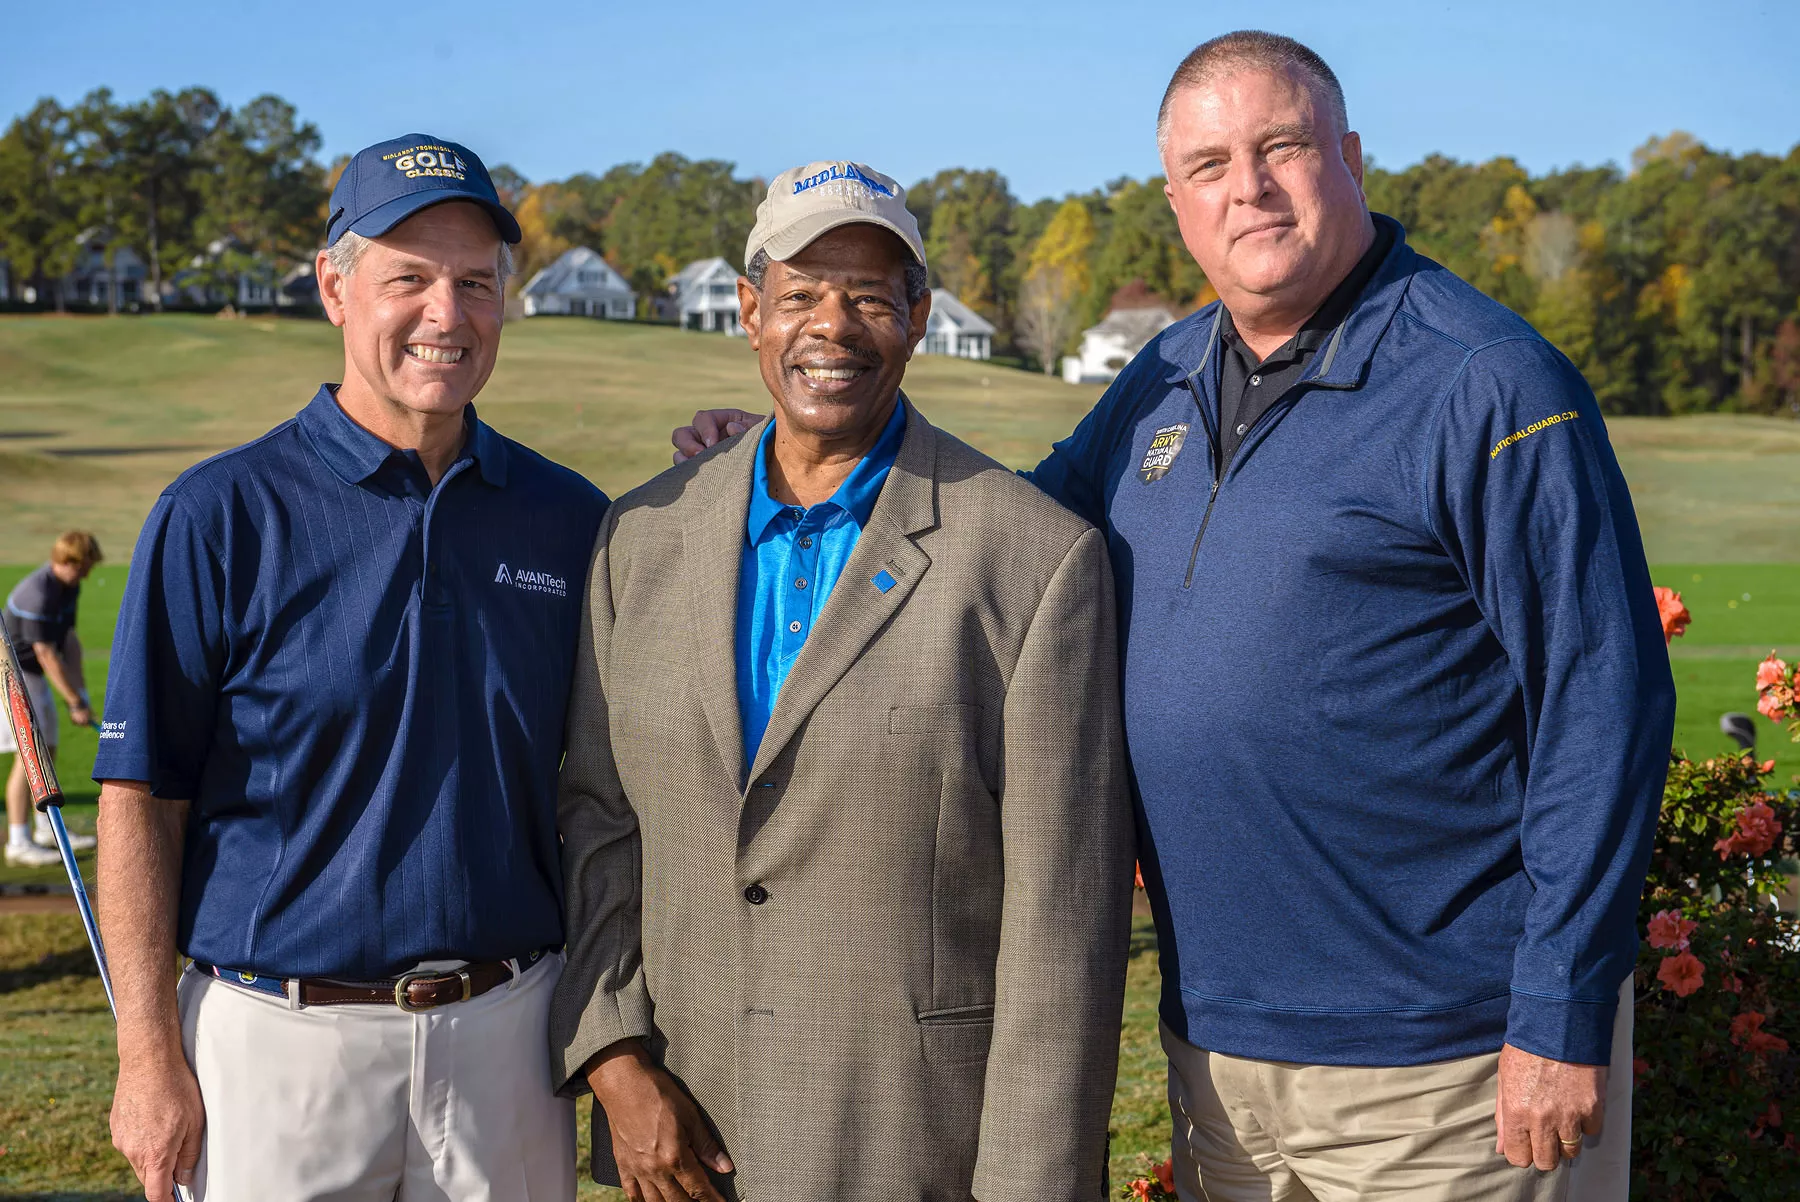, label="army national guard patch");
[1140,422,1190,482]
